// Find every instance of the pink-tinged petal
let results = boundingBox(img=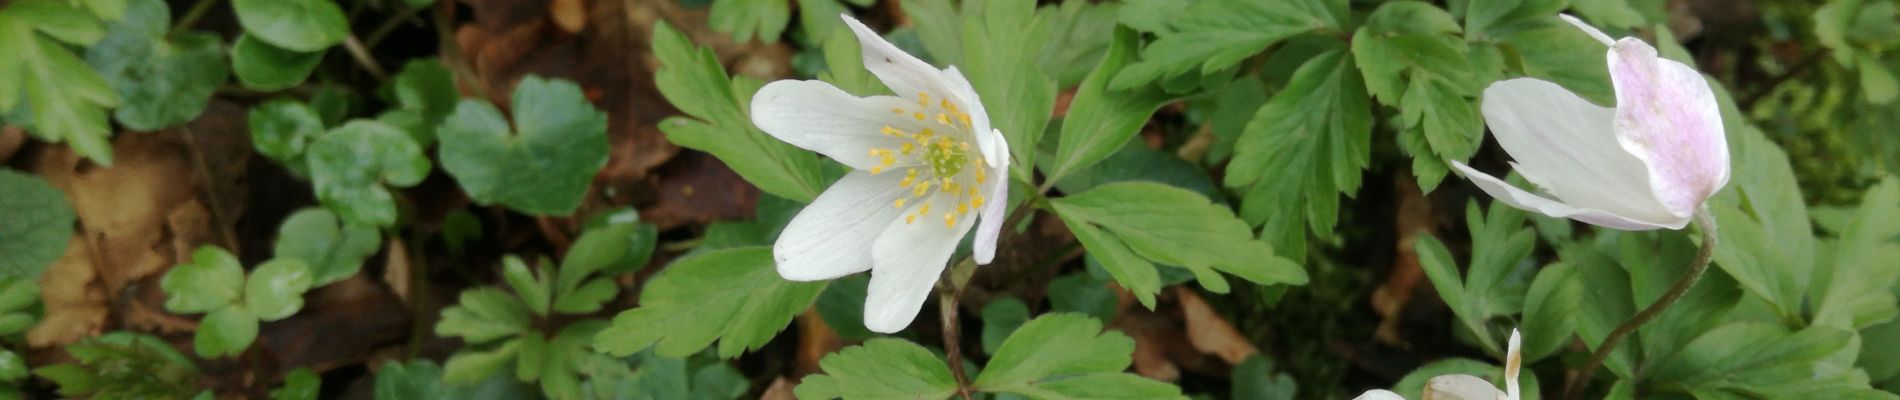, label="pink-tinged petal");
[1607,38,1730,218]
[1479,78,1680,226]
[1425,375,1507,400]
[1453,162,1685,230]
[774,171,910,281]
[752,80,930,171]
[864,194,976,333]
[972,140,1010,265]
[1559,14,1616,46]
[1352,390,1406,400]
